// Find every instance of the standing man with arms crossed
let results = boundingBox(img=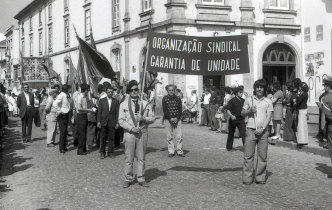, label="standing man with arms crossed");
[97,85,119,159]
[162,85,184,157]
[17,83,34,142]
[119,80,155,188]
[241,79,273,184]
